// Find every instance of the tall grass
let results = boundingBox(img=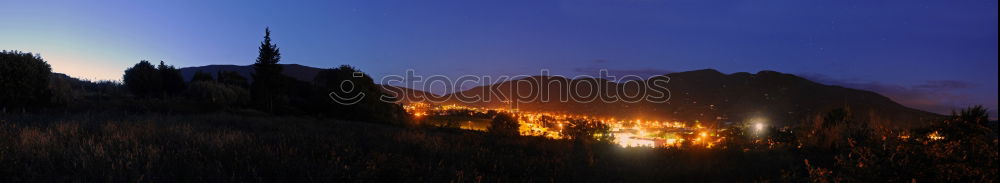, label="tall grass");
[1,113,807,182]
